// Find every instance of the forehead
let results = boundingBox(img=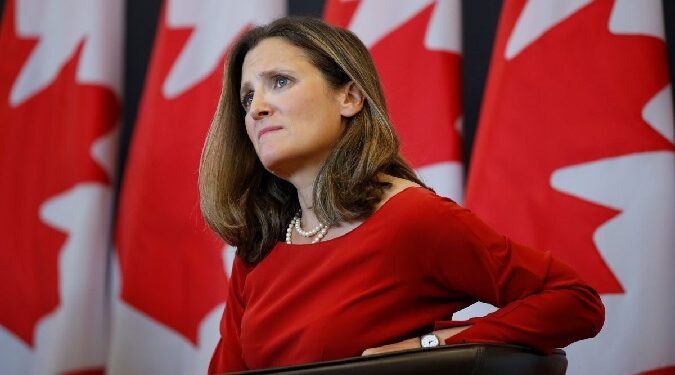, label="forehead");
[241,37,313,79]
